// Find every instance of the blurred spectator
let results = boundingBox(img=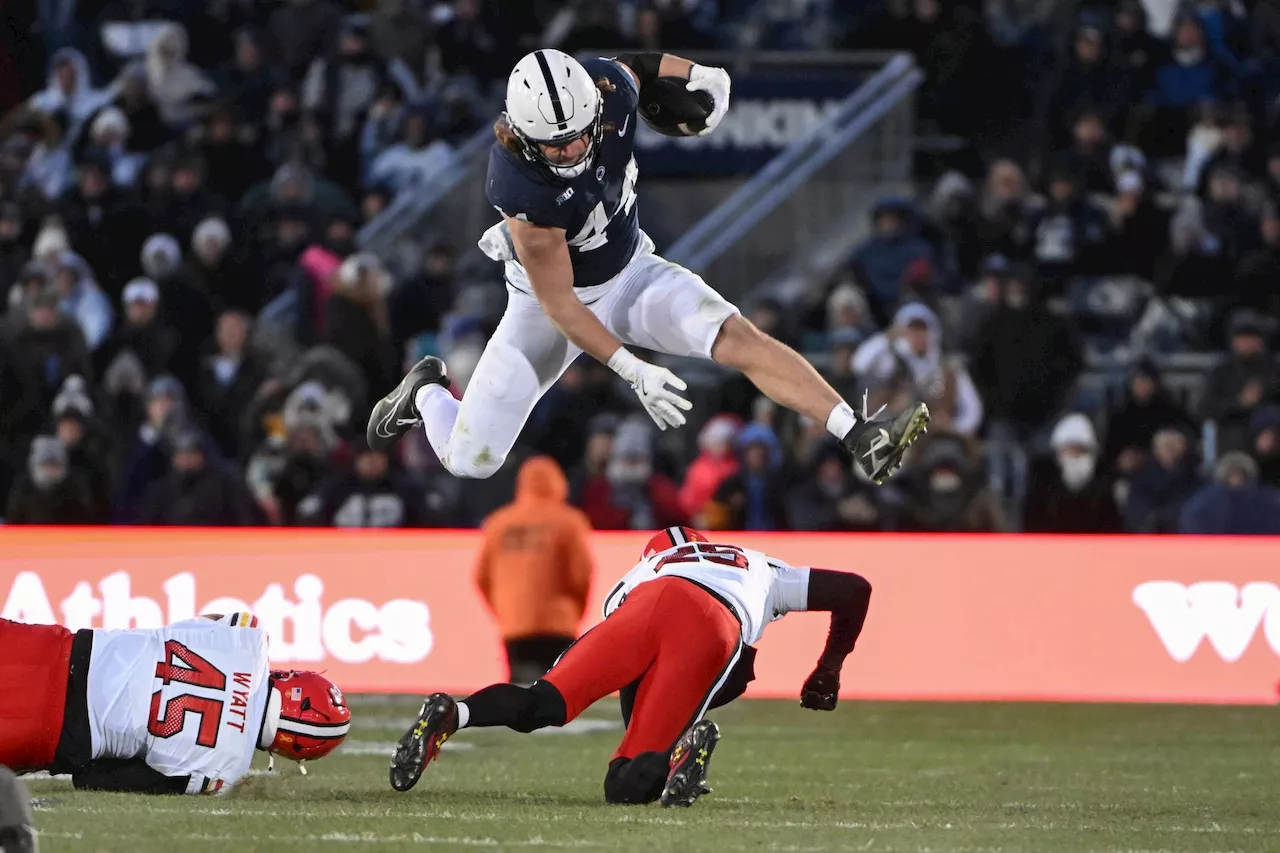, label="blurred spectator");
[1178,452,1280,534]
[575,416,686,531]
[1023,161,1109,285]
[848,197,936,326]
[1102,359,1195,476]
[95,277,177,387]
[1057,108,1114,195]
[705,424,788,531]
[196,310,266,460]
[974,160,1041,263]
[390,242,457,354]
[220,28,280,122]
[1125,426,1203,533]
[324,252,398,399]
[144,23,216,129]
[0,202,29,294]
[1250,405,1280,487]
[529,360,629,474]
[1103,170,1169,280]
[787,440,885,531]
[115,375,188,520]
[188,216,250,312]
[365,106,454,191]
[151,150,227,249]
[476,456,593,684]
[852,302,983,437]
[109,64,172,153]
[136,429,259,526]
[5,435,96,524]
[970,265,1081,438]
[897,434,1006,533]
[245,381,352,526]
[11,284,92,408]
[298,447,425,527]
[59,153,143,292]
[1145,13,1236,151]
[1041,17,1132,149]
[141,232,214,385]
[1155,197,1234,300]
[680,414,741,524]
[26,48,112,145]
[267,0,345,79]
[1024,413,1124,533]
[370,0,432,78]
[51,377,114,522]
[434,0,506,86]
[51,251,113,351]
[823,326,865,405]
[1200,309,1279,453]
[1235,204,1280,318]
